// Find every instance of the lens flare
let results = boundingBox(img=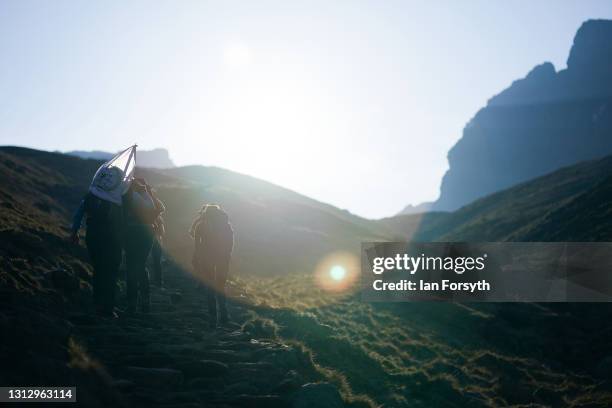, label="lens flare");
[330,265,346,281]
[314,251,359,293]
